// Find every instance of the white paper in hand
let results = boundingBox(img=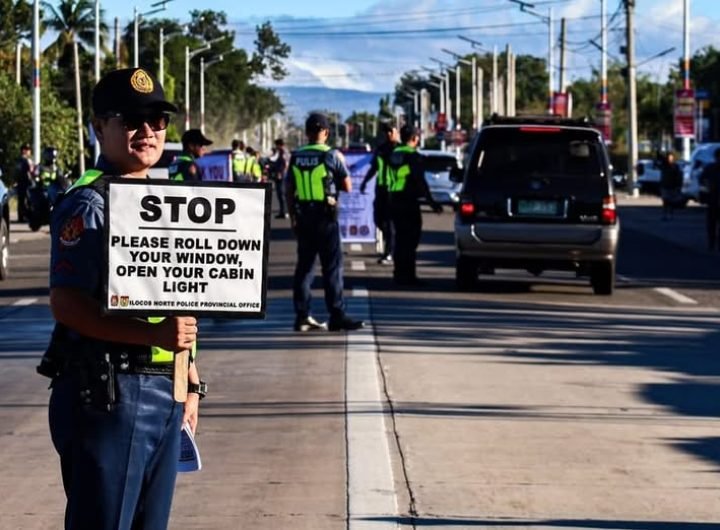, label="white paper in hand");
[178,422,202,473]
